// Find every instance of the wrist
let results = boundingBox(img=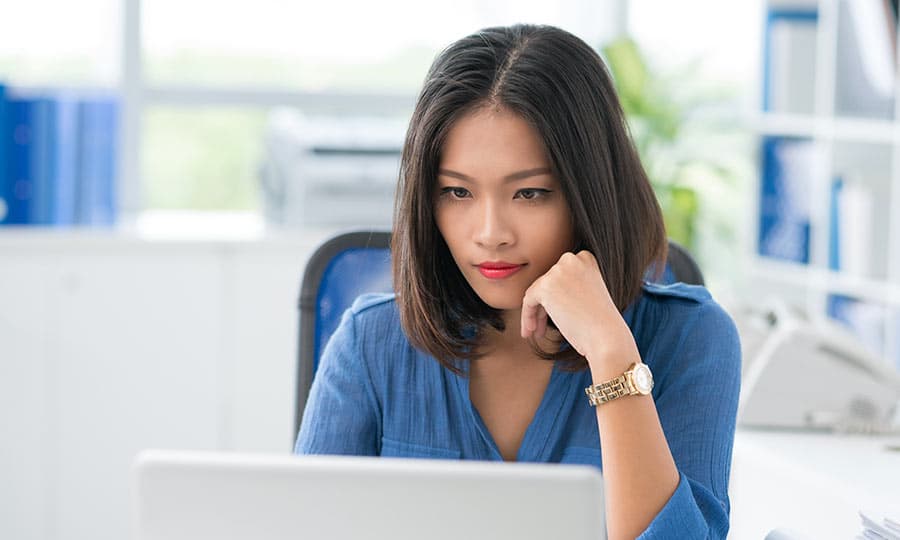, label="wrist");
[584,327,639,375]
[586,349,640,384]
